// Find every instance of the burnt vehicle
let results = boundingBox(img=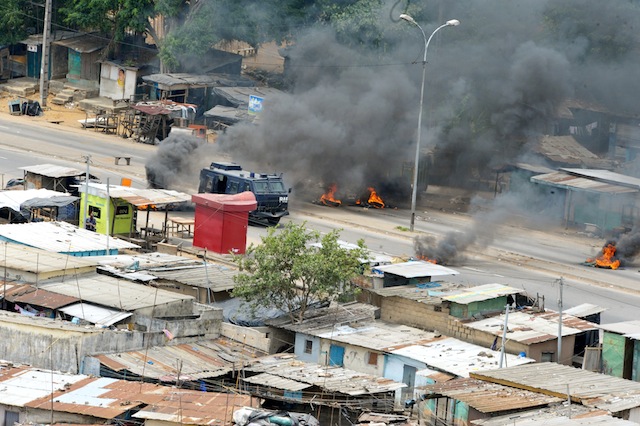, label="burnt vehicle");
[198,162,290,225]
